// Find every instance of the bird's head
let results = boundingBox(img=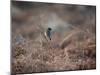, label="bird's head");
[48,27,52,31]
